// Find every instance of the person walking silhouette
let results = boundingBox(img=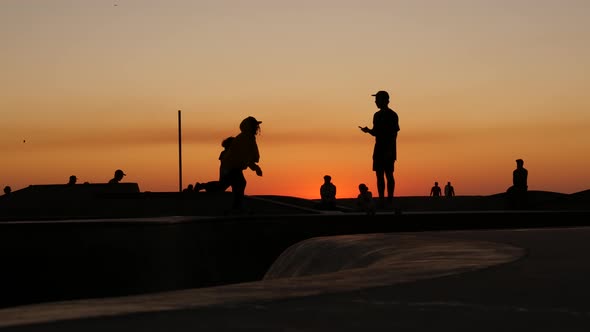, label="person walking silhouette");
[444,181,455,197]
[430,181,442,197]
[359,90,400,208]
